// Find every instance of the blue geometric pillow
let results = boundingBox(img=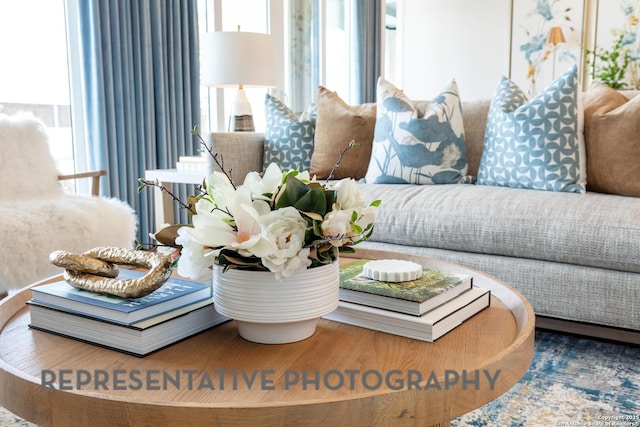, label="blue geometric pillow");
[364,78,473,185]
[264,94,316,171]
[477,65,586,193]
